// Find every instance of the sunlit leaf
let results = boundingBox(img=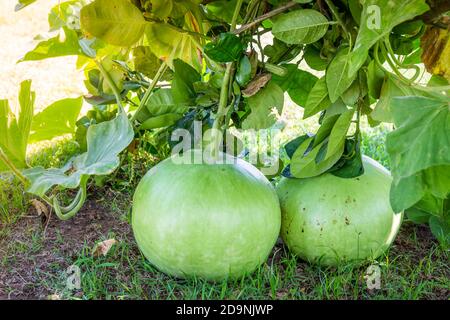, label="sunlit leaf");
[23,109,133,196]
[80,0,146,46]
[29,97,83,143]
[272,9,330,45]
[0,80,35,171]
[242,82,284,130]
